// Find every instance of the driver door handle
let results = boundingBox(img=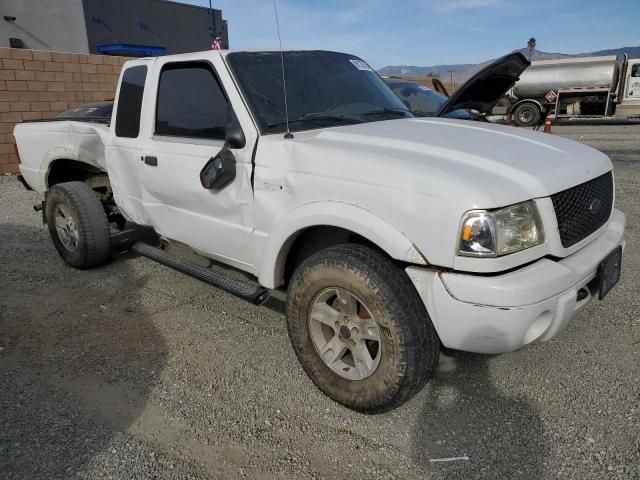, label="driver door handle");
[143,156,158,166]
